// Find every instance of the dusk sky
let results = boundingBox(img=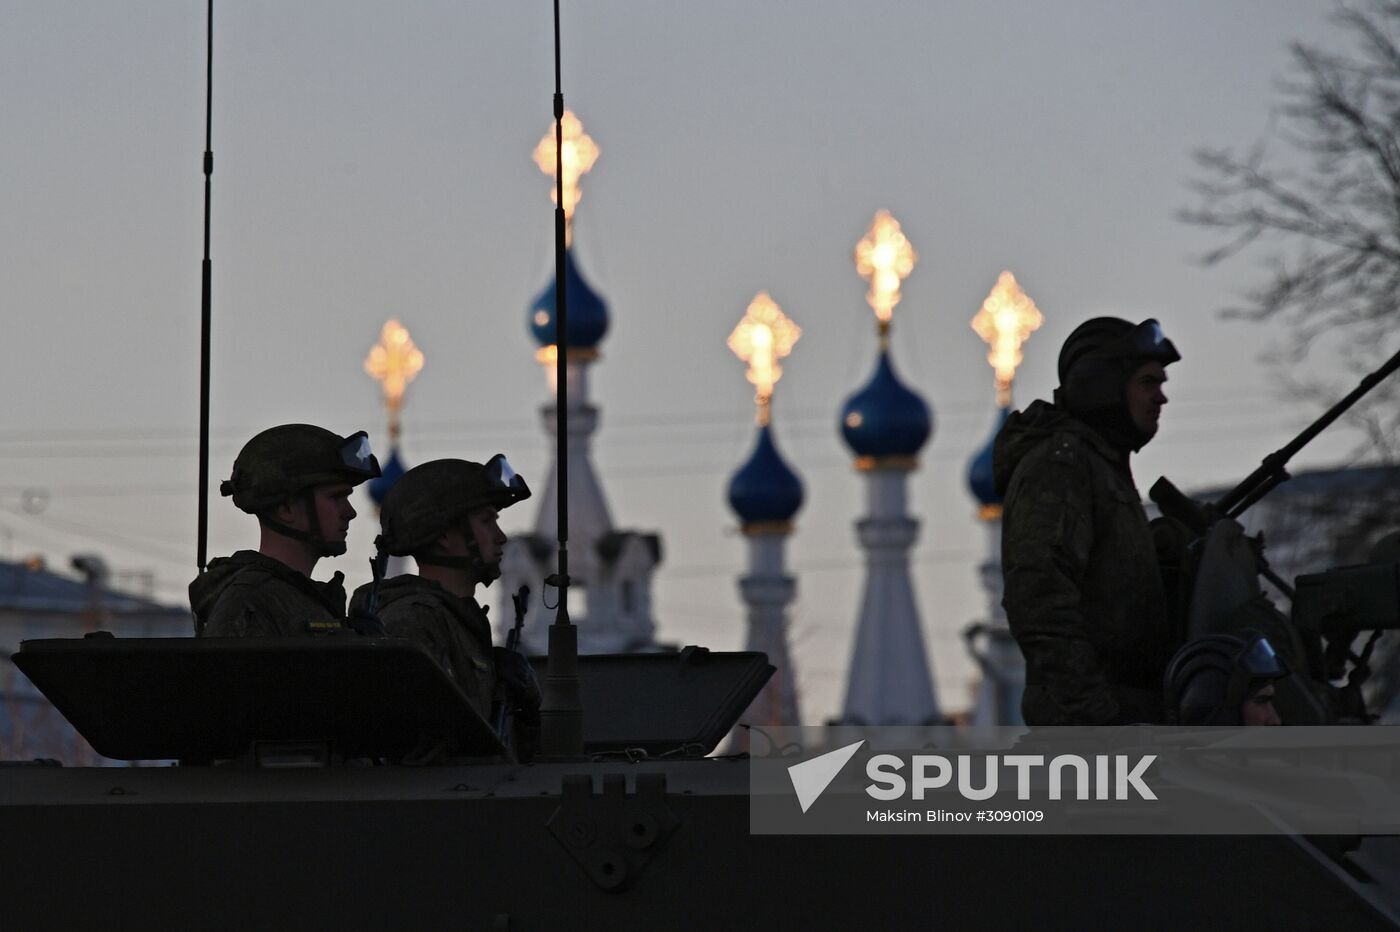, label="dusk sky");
[0,1,1367,719]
